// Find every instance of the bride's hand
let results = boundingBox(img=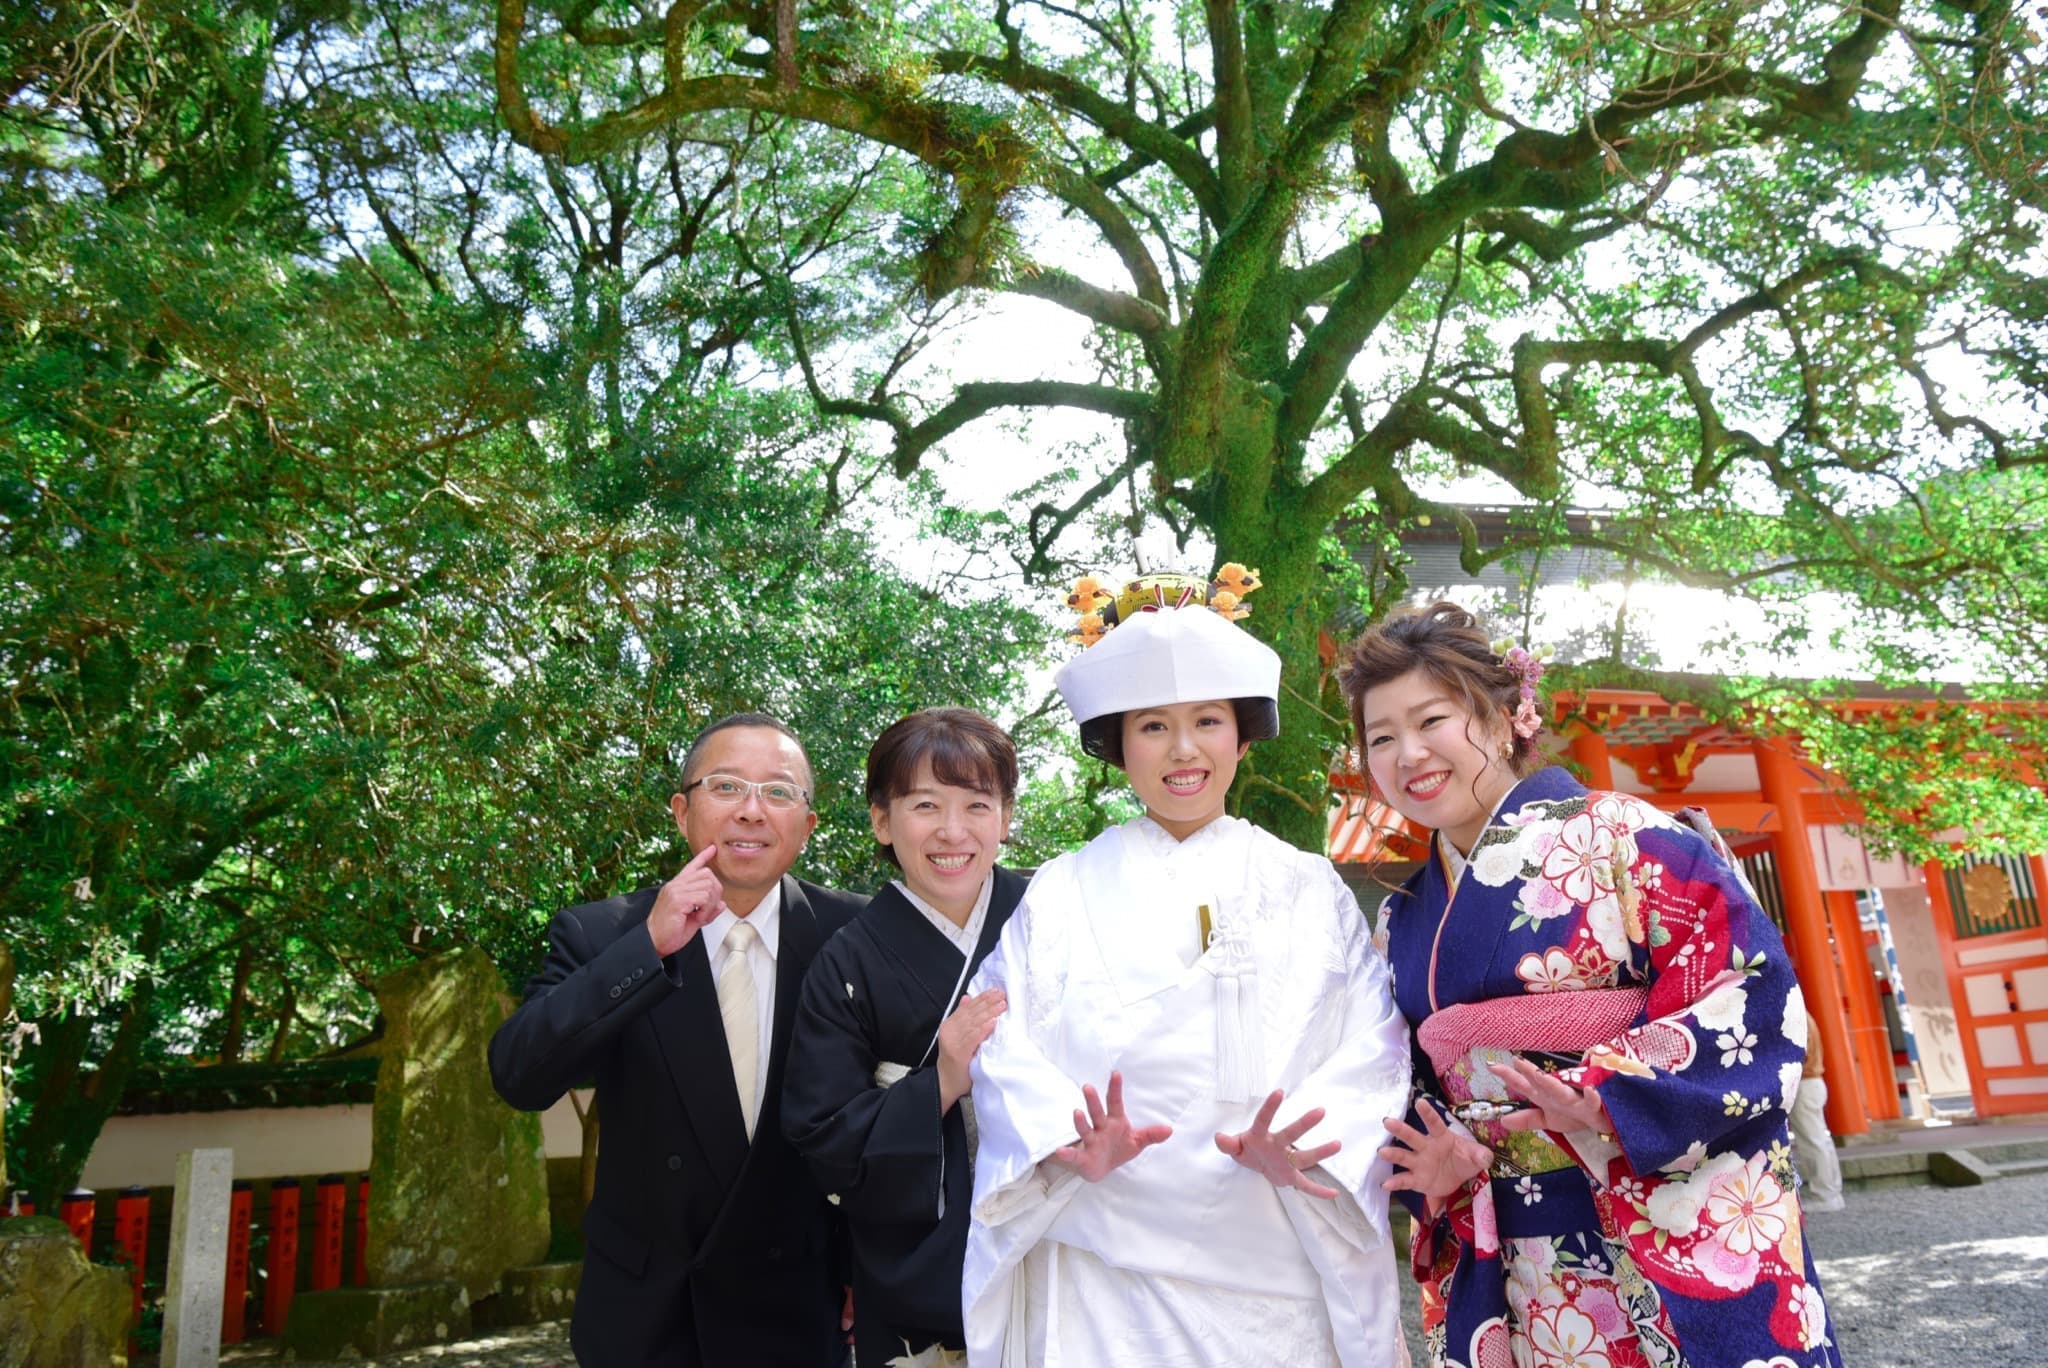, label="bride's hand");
[1215,1089,1344,1200]
[1044,1071,1173,1182]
